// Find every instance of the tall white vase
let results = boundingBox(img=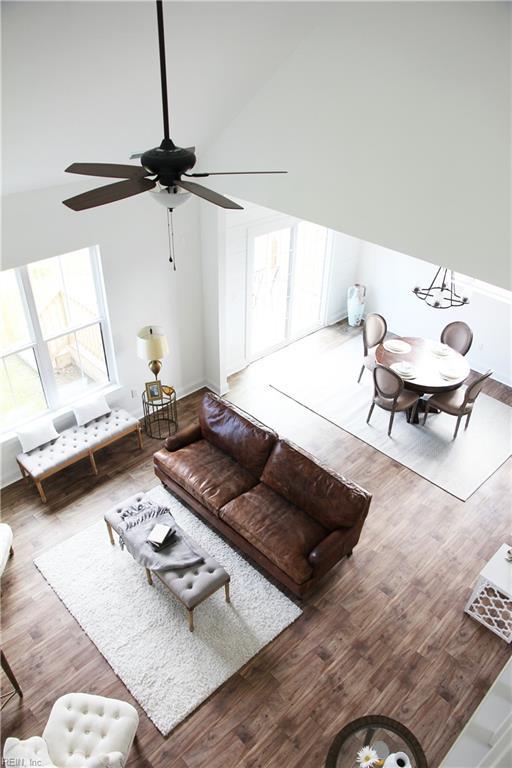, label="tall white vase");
[347,284,366,326]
